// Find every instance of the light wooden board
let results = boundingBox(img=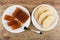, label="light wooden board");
[0,0,60,40]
